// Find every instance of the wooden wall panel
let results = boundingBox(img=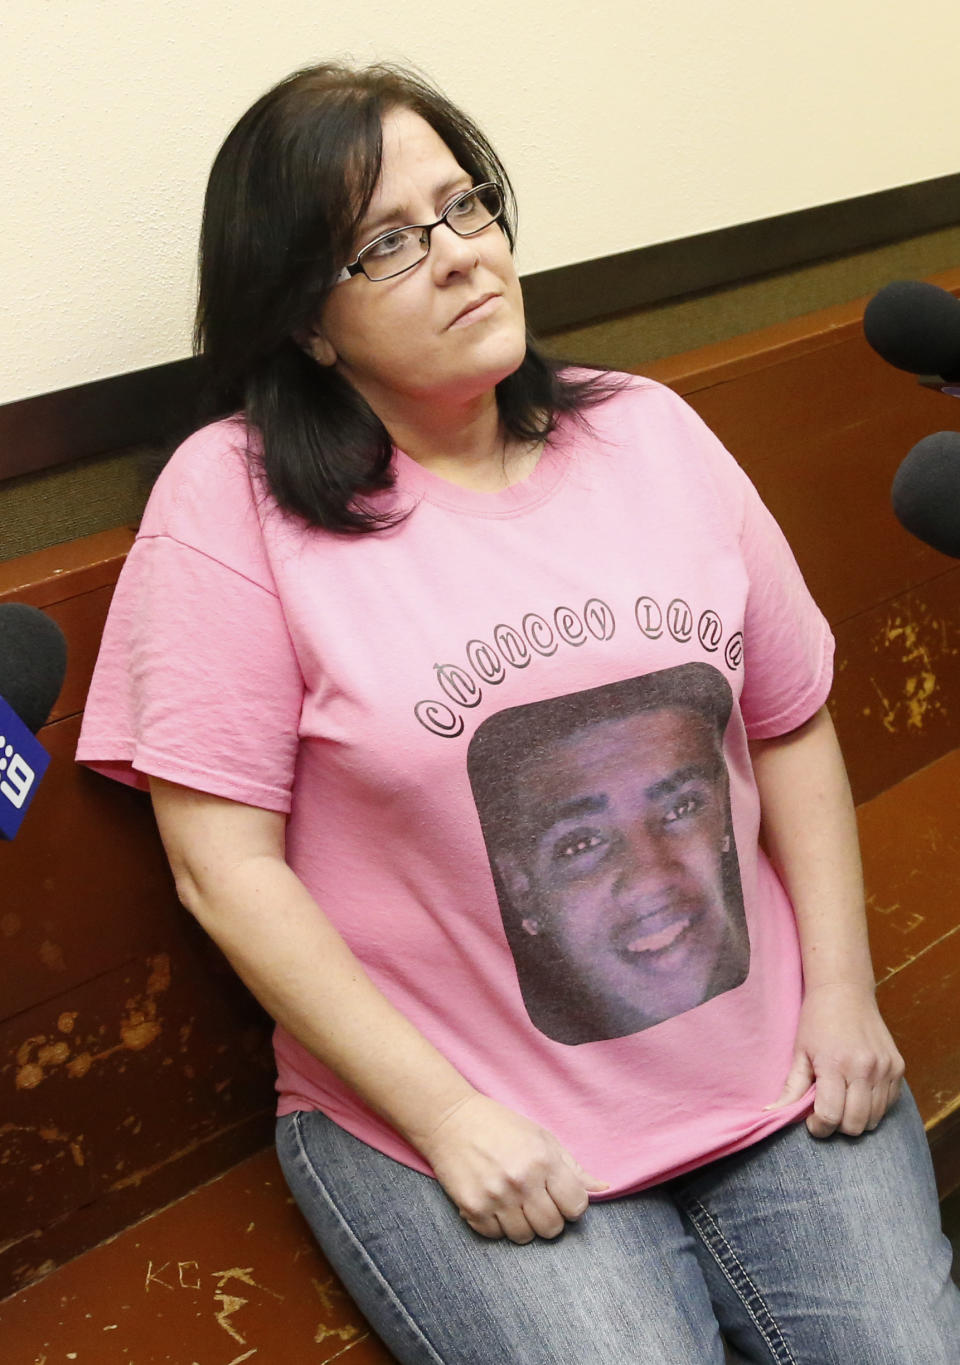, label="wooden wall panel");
[41,585,124,723]
[693,365,951,624]
[642,267,960,805]
[0,945,275,1281]
[2,717,177,1015]
[1,544,275,1301]
[829,567,960,804]
[667,333,955,619]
